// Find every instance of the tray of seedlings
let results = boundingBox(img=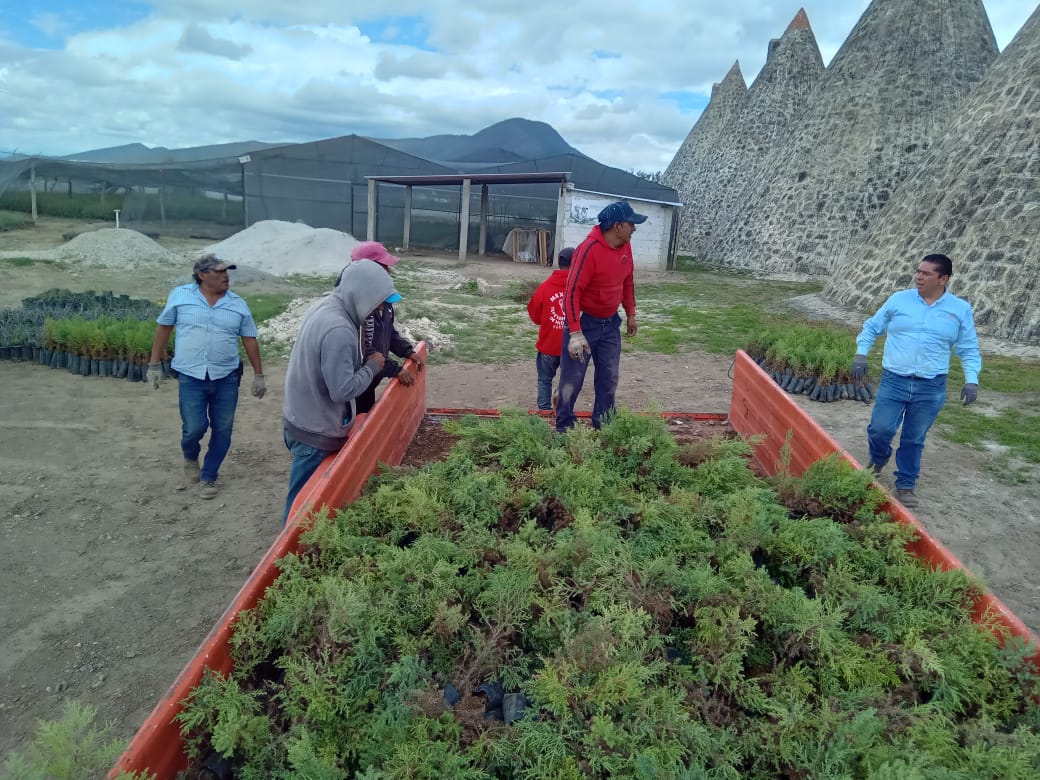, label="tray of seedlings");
[169,409,1040,779]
